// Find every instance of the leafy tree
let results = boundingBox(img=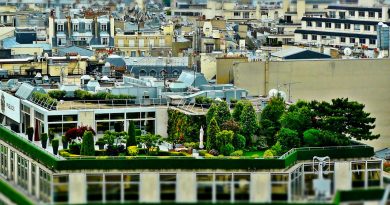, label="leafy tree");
[206,117,220,150]
[220,143,235,156]
[233,134,246,150]
[280,106,312,143]
[80,131,95,156]
[206,103,218,126]
[216,101,231,126]
[303,129,322,147]
[270,141,283,156]
[137,133,162,155]
[127,121,137,147]
[232,100,250,122]
[260,97,285,146]
[303,129,350,147]
[277,128,300,152]
[221,119,240,133]
[310,98,379,141]
[216,130,234,150]
[239,102,258,146]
